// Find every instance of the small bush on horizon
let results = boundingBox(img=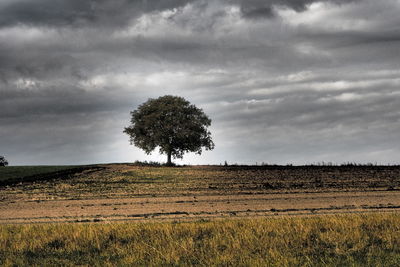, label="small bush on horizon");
[0,156,8,167]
